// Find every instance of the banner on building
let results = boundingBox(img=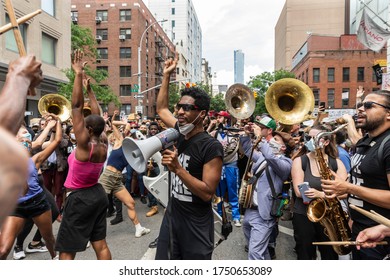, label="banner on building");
[357,9,390,52]
[381,73,390,90]
[372,64,383,85]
